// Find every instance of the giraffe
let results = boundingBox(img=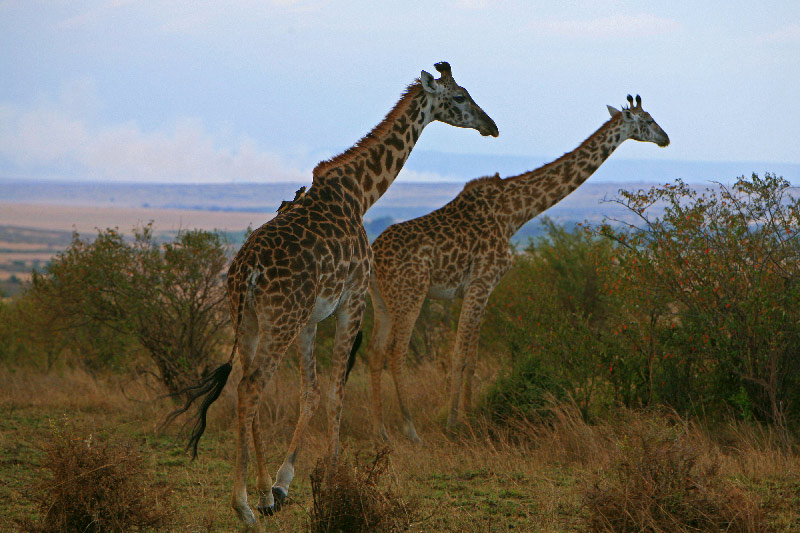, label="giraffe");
[167,62,498,526]
[364,95,668,442]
